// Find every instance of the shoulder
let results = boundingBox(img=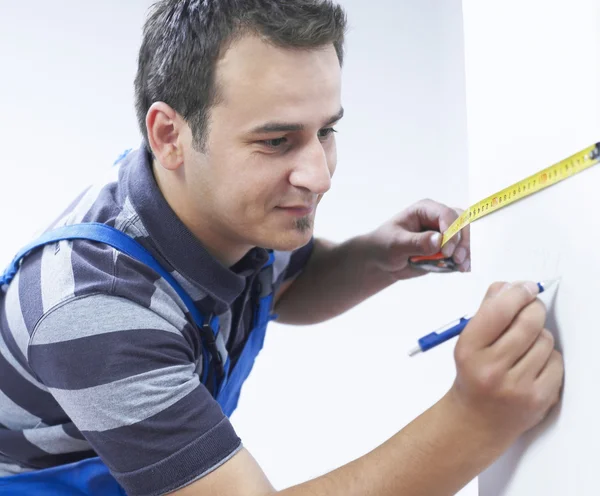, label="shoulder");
[10,234,169,335]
